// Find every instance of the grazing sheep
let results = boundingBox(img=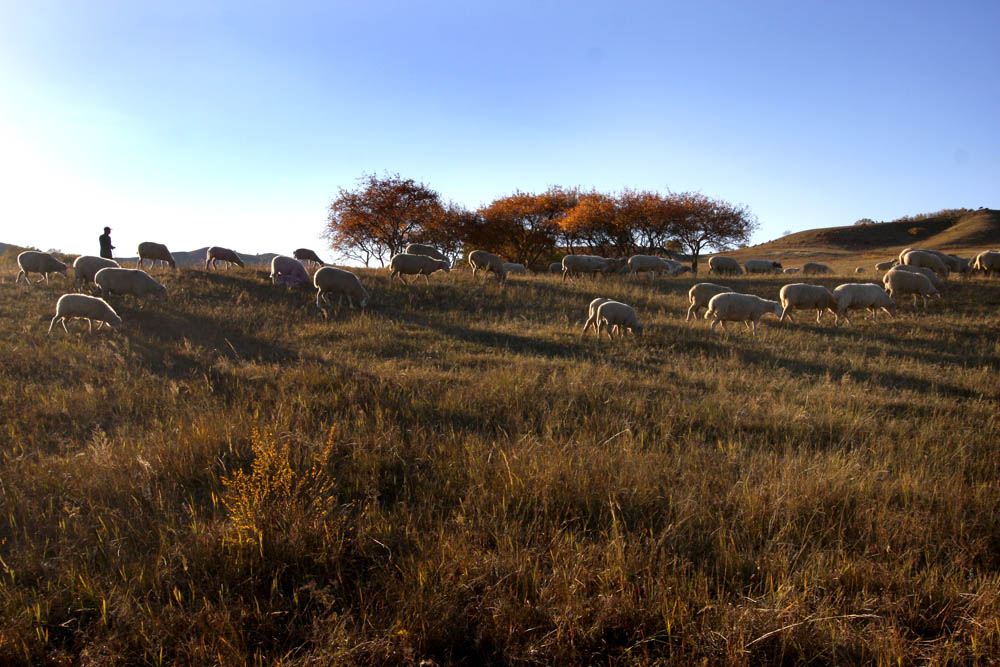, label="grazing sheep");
[389,253,451,284]
[469,250,507,283]
[705,293,782,335]
[270,256,311,288]
[686,283,734,321]
[48,293,122,334]
[673,265,694,275]
[802,262,834,275]
[582,297,614,336]
[875,260,898,272]
[314,266,369,317]
[15,251,68,285]
[205,246,245,270]
[890,264,945,289]
[627,255,673,280]
[778,283,840,324]
[561,255,626,281]
[901,247,964,273]
[502,262,528,275]
[73,255,119,291]
[833,283,896,324]
[901,250,949,279]
[595,300,643,340]
[783,267,801,274]
[404,243,447,262]
[744,259,783,274]
[972,250,1000,276]
[95,268,168,304]
[951,256,972,275]
[293,248,325,266]
[548,261,562,274]
[708,256,743,275]
[855,267,865,274]
[137,242,176,269]
[883,267,940,309]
